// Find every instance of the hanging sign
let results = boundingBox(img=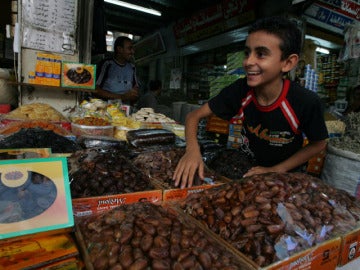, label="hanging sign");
[318,0,359,20]
[173,0,255,47]
[21,0,77,54]
[304,2,355,35]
